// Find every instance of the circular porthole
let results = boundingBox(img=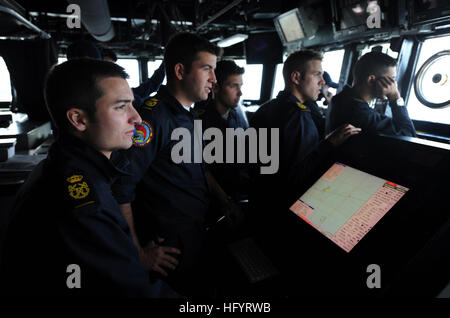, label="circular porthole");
[414,50,450,109]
